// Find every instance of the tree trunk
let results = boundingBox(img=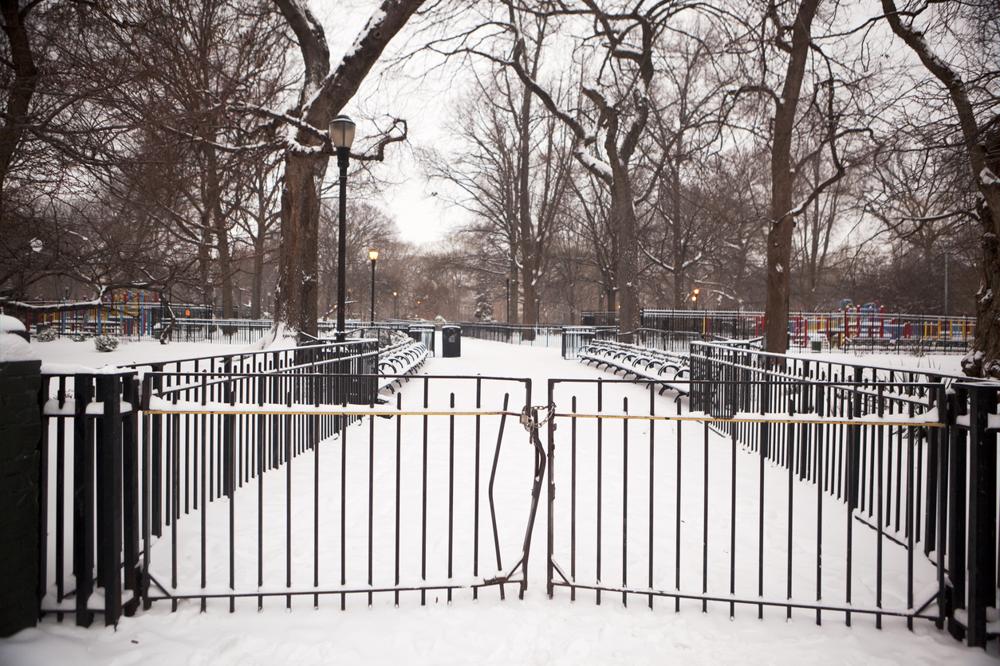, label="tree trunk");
[251,236,264,319]
[509,263,520,324]
[964,204,1000,377]
[205,147,234,318]
[764,0,820,355]
[612,171,640,342]
[214,220,234,318]
[197,224,212,310]
[275,152,326,338]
